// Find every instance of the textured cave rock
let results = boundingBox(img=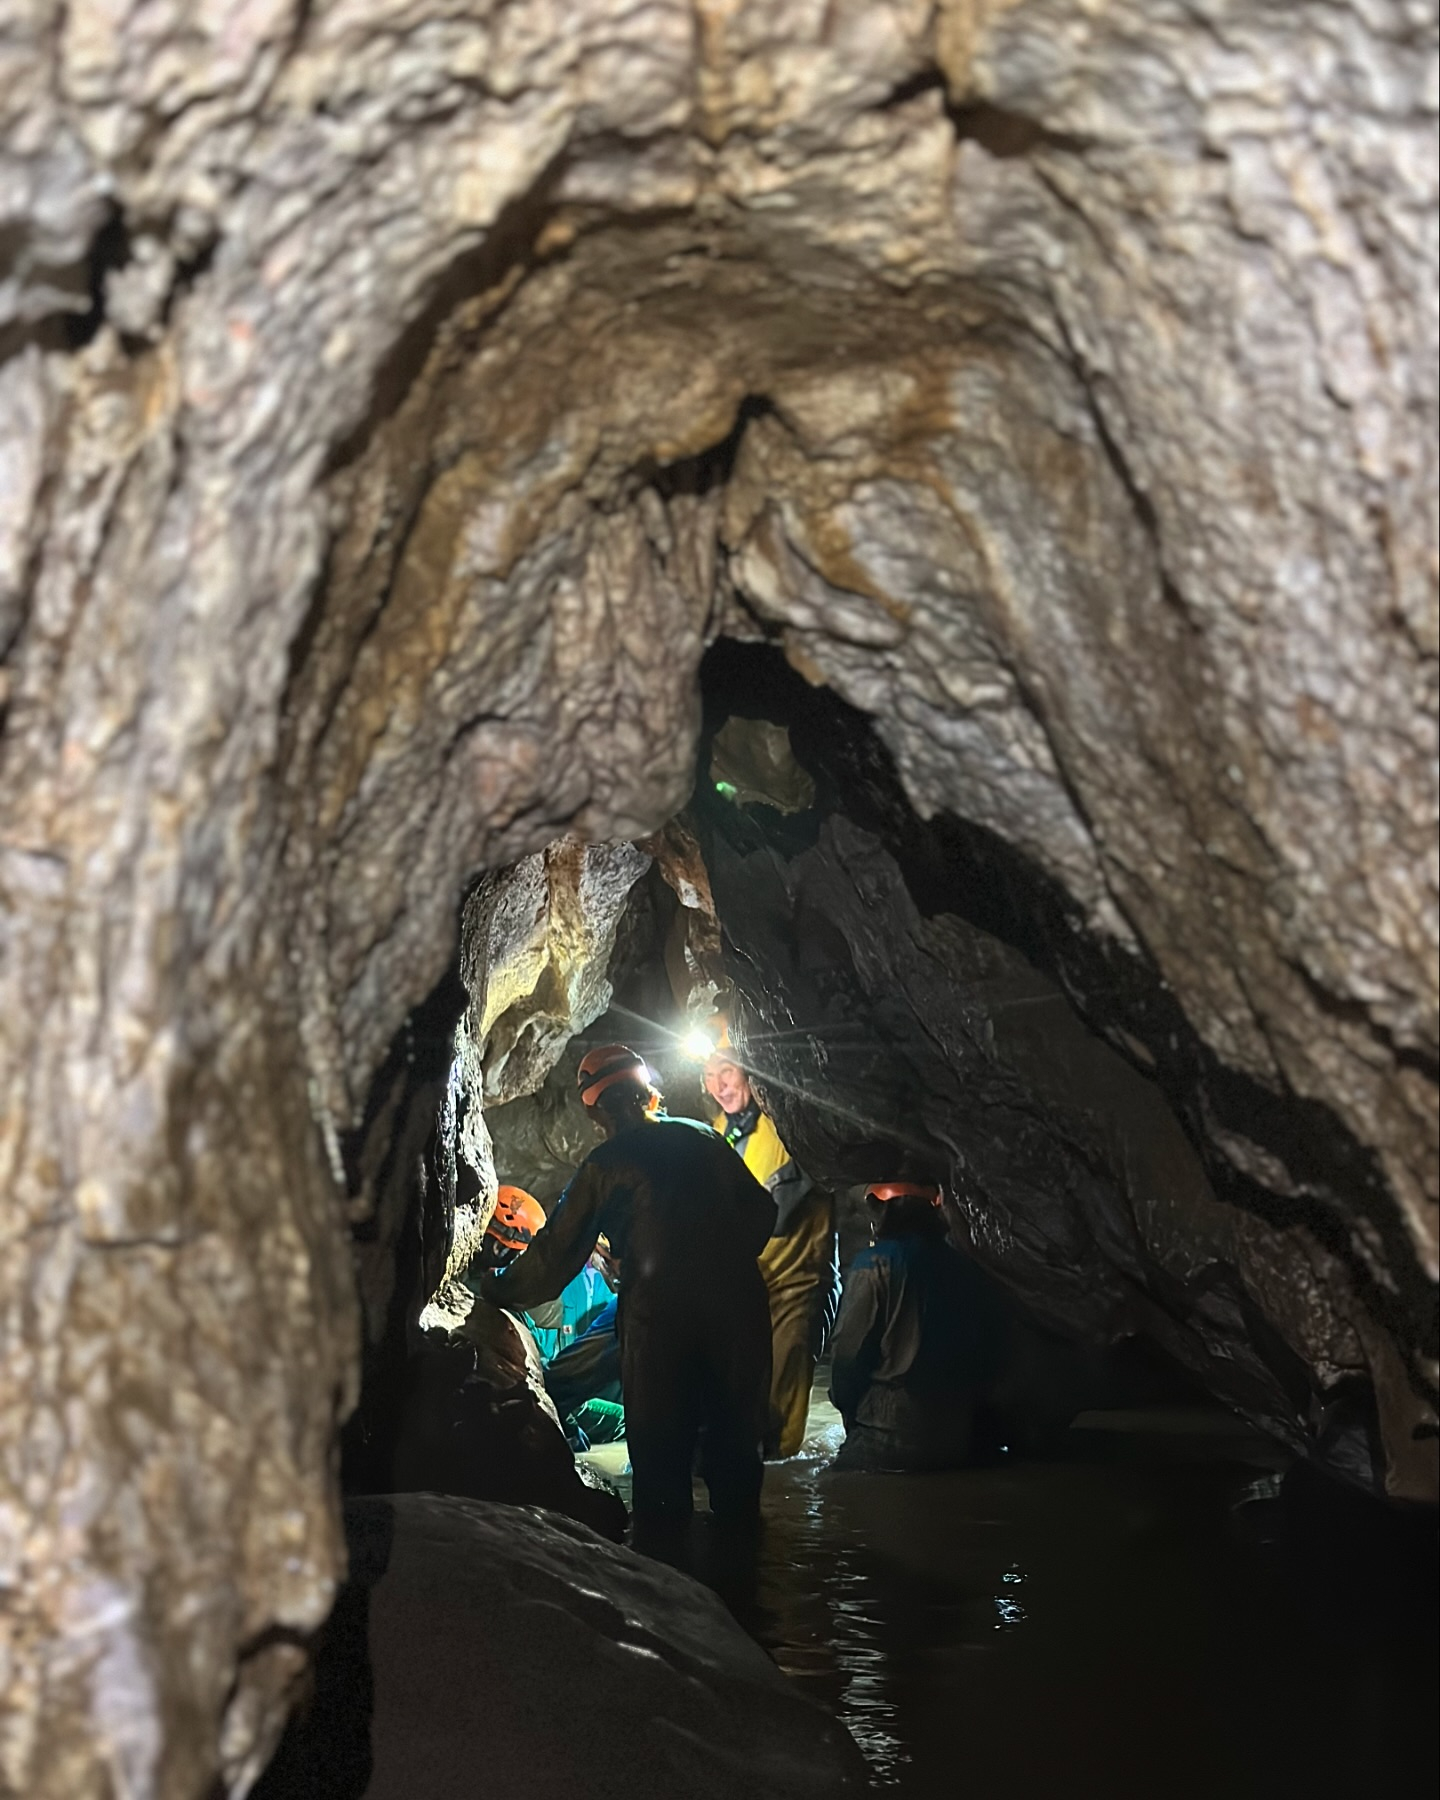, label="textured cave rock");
[253,1494,867,1800]
[698,649,1439,1497]
[1,2,1435,1795]
[412,836,650,1322]
[484,844,723,1205]
[342,840,648,1511]
[331,943,624,1532]
[644,813,728,1029]
[462,837,651,1108]
[388,1307,628,1543]
[710,717,816,815]
[708,807,1376,1473]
